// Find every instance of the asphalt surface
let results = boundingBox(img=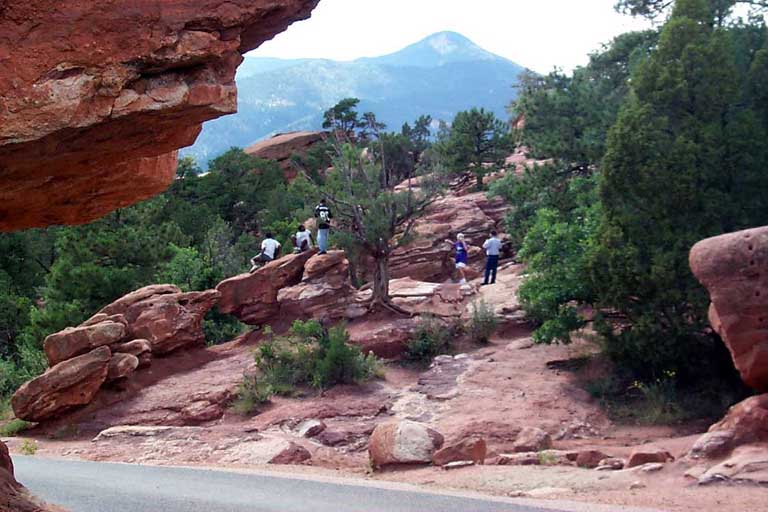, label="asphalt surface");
[15,456,560,512]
